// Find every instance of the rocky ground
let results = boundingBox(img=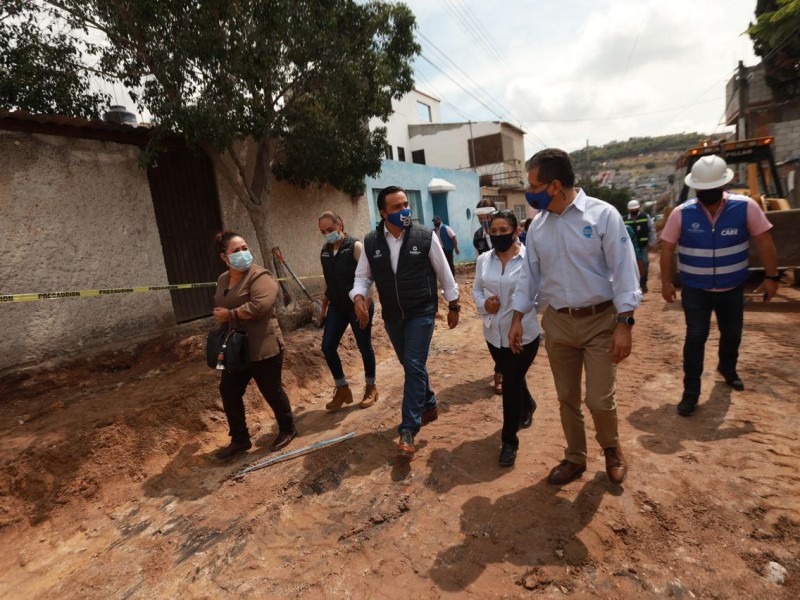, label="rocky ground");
[1,257,799,599]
